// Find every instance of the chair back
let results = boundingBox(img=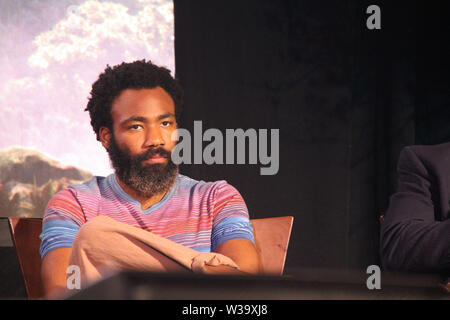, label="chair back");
[8,217,45,299]
[250,216,294,275]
